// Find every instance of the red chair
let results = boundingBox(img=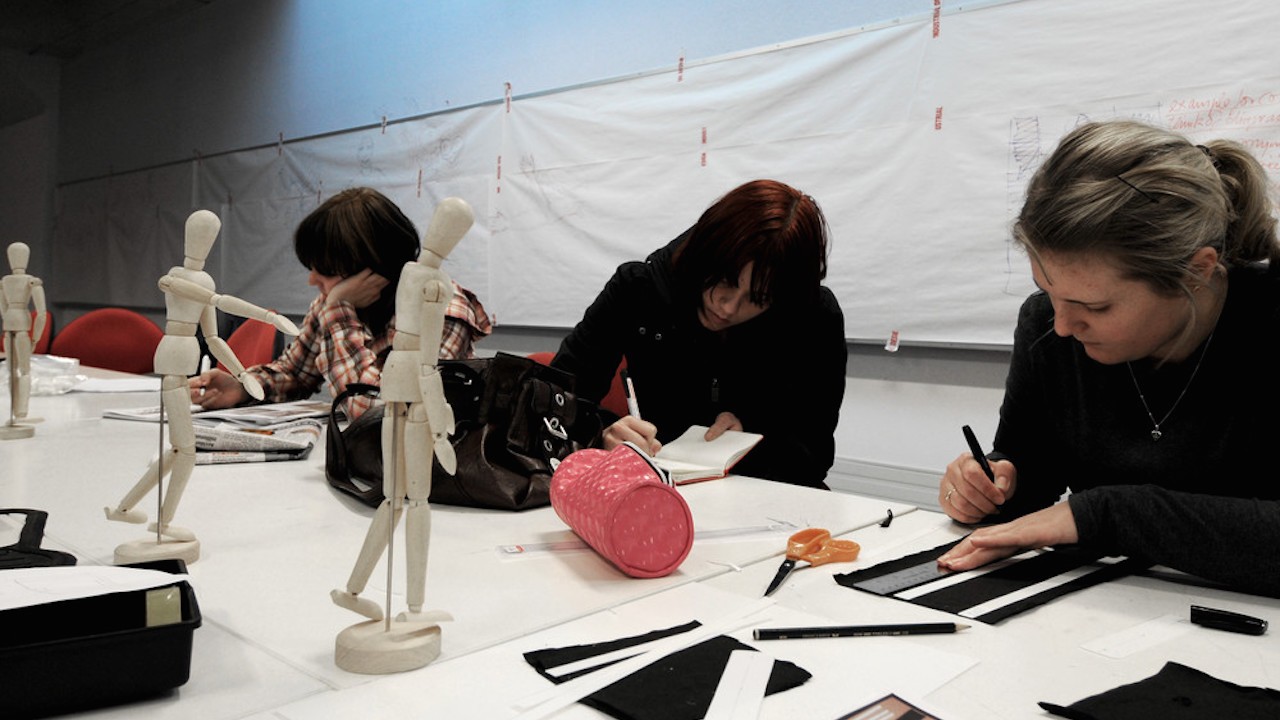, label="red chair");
[527,351,629,417]
[49,308,164,374]
[218,317,280,371]
[0,310,52,355]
